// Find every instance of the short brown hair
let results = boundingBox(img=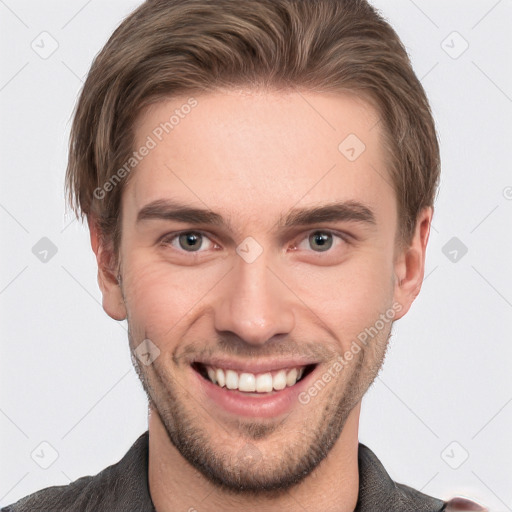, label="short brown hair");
[65,0,440,262]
